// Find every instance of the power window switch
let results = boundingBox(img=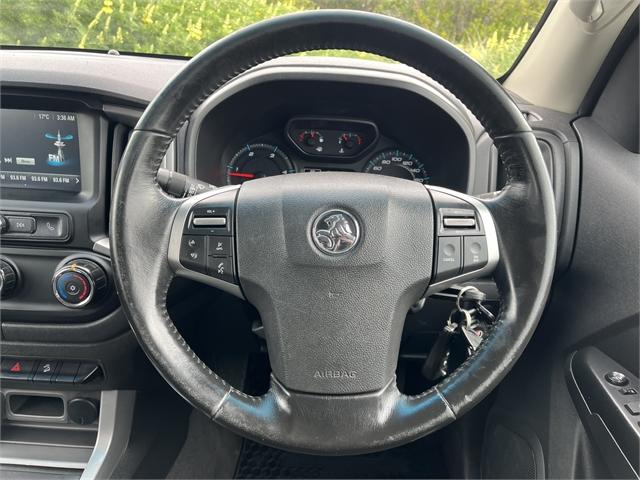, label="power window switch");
[624,403,640,416]
[619,387,638,395]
